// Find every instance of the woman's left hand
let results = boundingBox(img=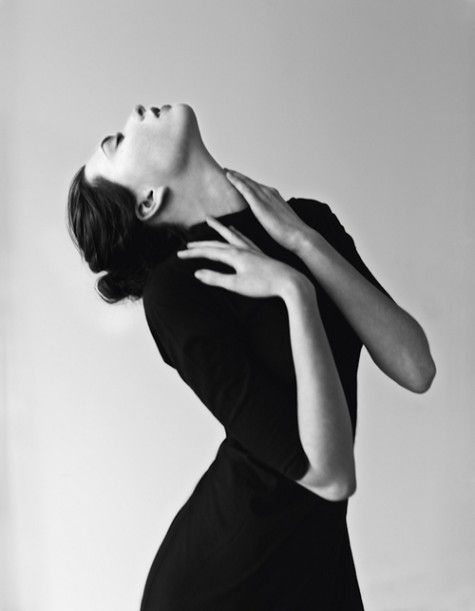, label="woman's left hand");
[223,169,312,253]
